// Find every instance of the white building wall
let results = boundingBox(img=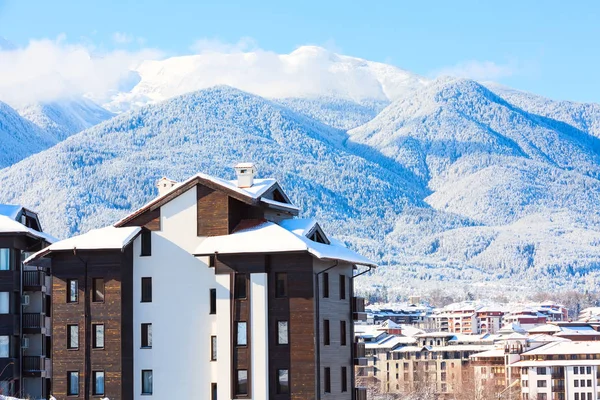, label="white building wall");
[216,274,232,400]
[250,273,269,399]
